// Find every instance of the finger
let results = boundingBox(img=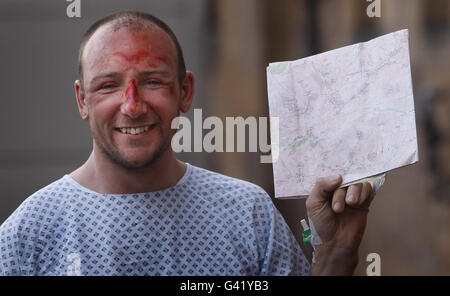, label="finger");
[359,182,375,209]
[331,187,347,213]
[306,175,342,212]
[345,183,362,207]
